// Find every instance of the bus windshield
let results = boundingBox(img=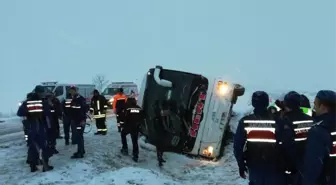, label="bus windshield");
[102,87,119,96]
